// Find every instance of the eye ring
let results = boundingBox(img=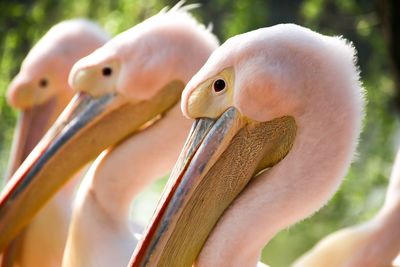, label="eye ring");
[102,67,112,77]
[212,78,226,94]
[39,78,48,88]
